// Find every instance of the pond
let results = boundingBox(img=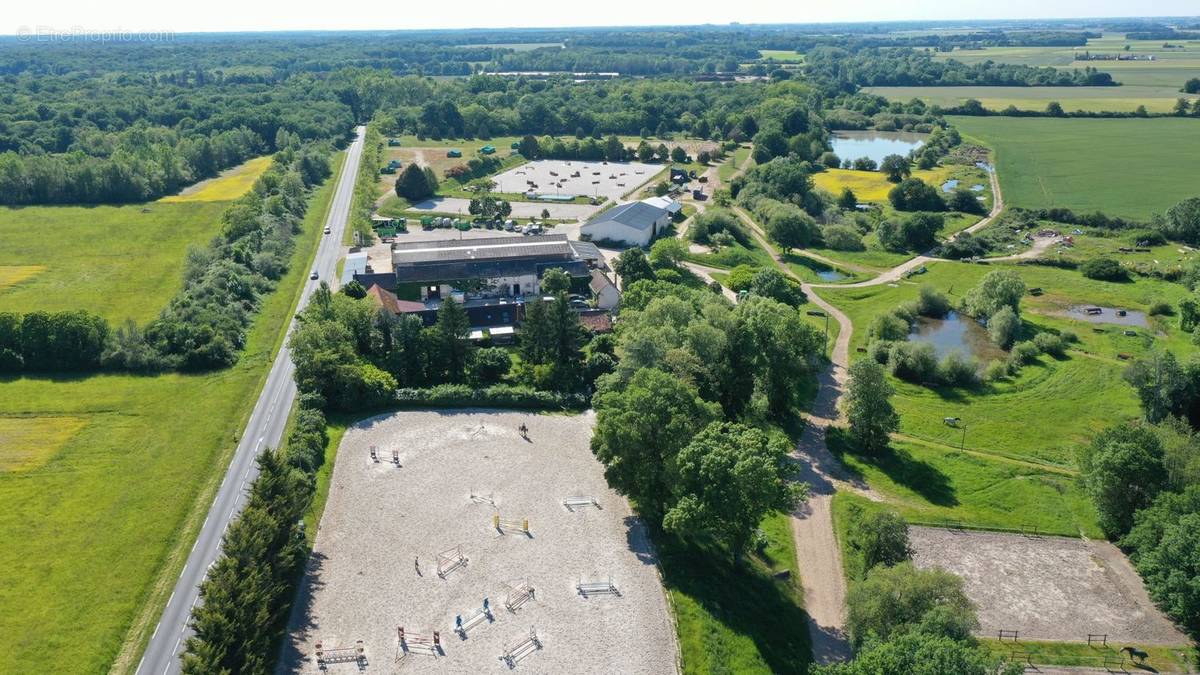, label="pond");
[970,183,986,192]
[909,311,1007,364]
[830,130,927,165]
[816,269,846,282]
[941,179,959,193]
[1050,305,1148,327]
